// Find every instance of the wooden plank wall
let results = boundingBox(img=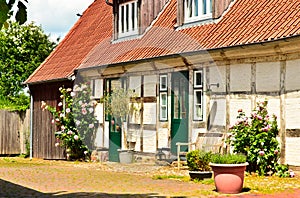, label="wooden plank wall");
[0,110,30,155]
[30,81,73,159]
